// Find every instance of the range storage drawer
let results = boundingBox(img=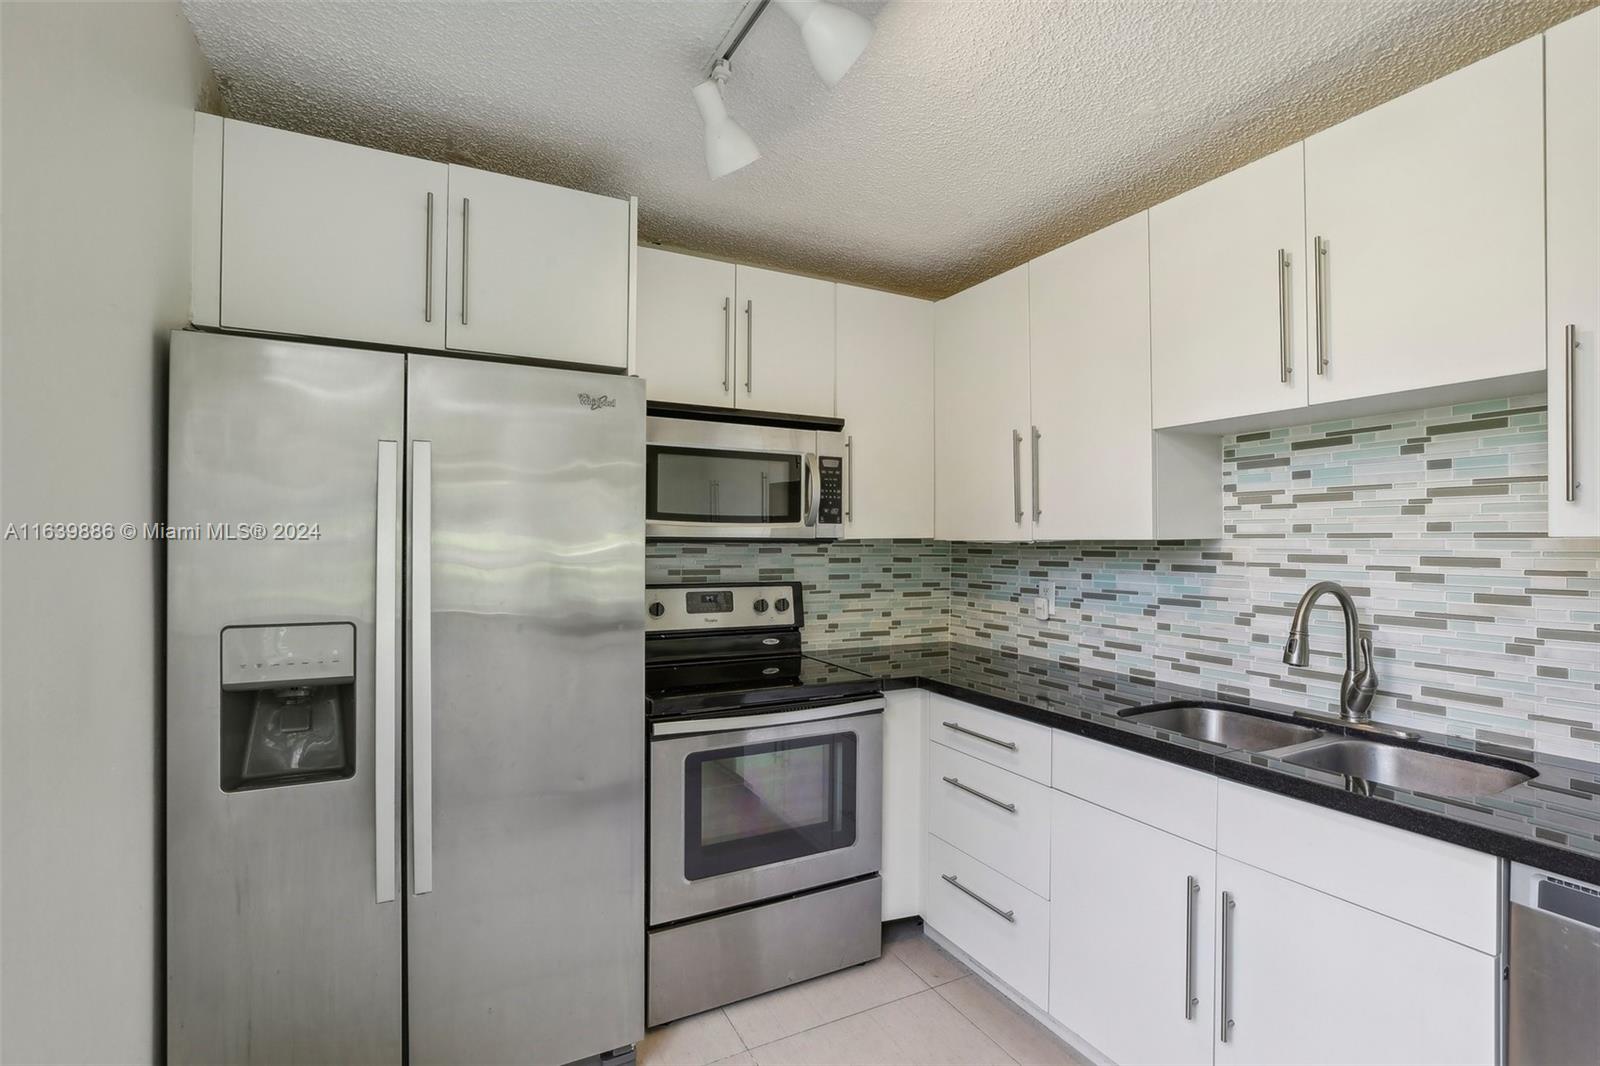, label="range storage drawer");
[923,834,1049,1006]
[926,694,1051,784]
[927,742,1050,897]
